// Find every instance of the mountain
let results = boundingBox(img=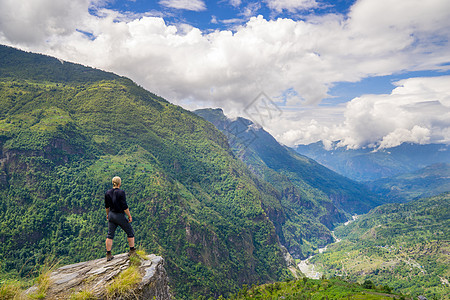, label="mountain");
[366,163,450,202]
[309,192,450,300]
[295,141,450,181]
[194,108,383,258]
[0,45,294,298]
